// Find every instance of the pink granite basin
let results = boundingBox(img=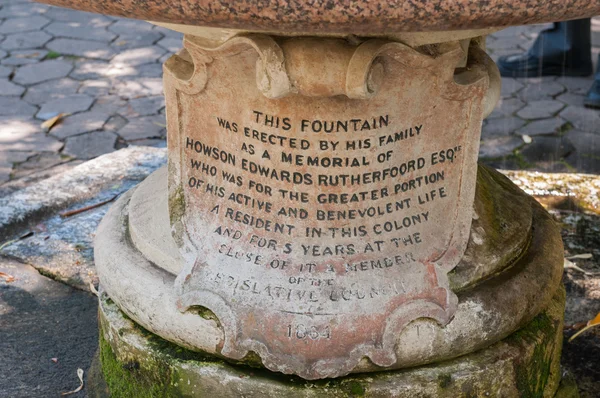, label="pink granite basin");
[36,0,600,35]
